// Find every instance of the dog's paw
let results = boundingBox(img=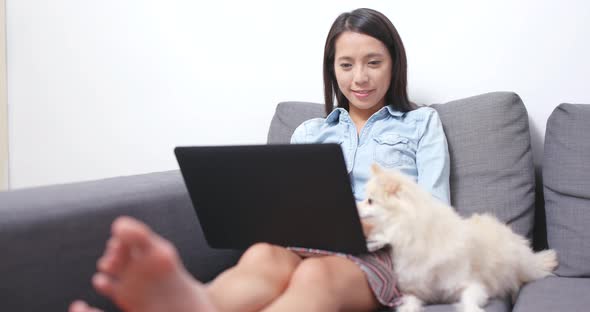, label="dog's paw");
[397,304,423,312]
[459,307,485,312]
